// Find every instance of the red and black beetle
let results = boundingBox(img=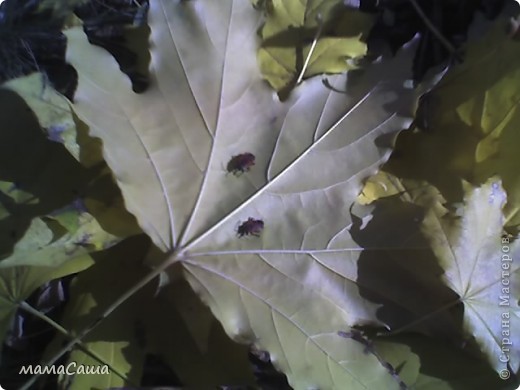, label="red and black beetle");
[237,217,264,237]
[227,153,255,175]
